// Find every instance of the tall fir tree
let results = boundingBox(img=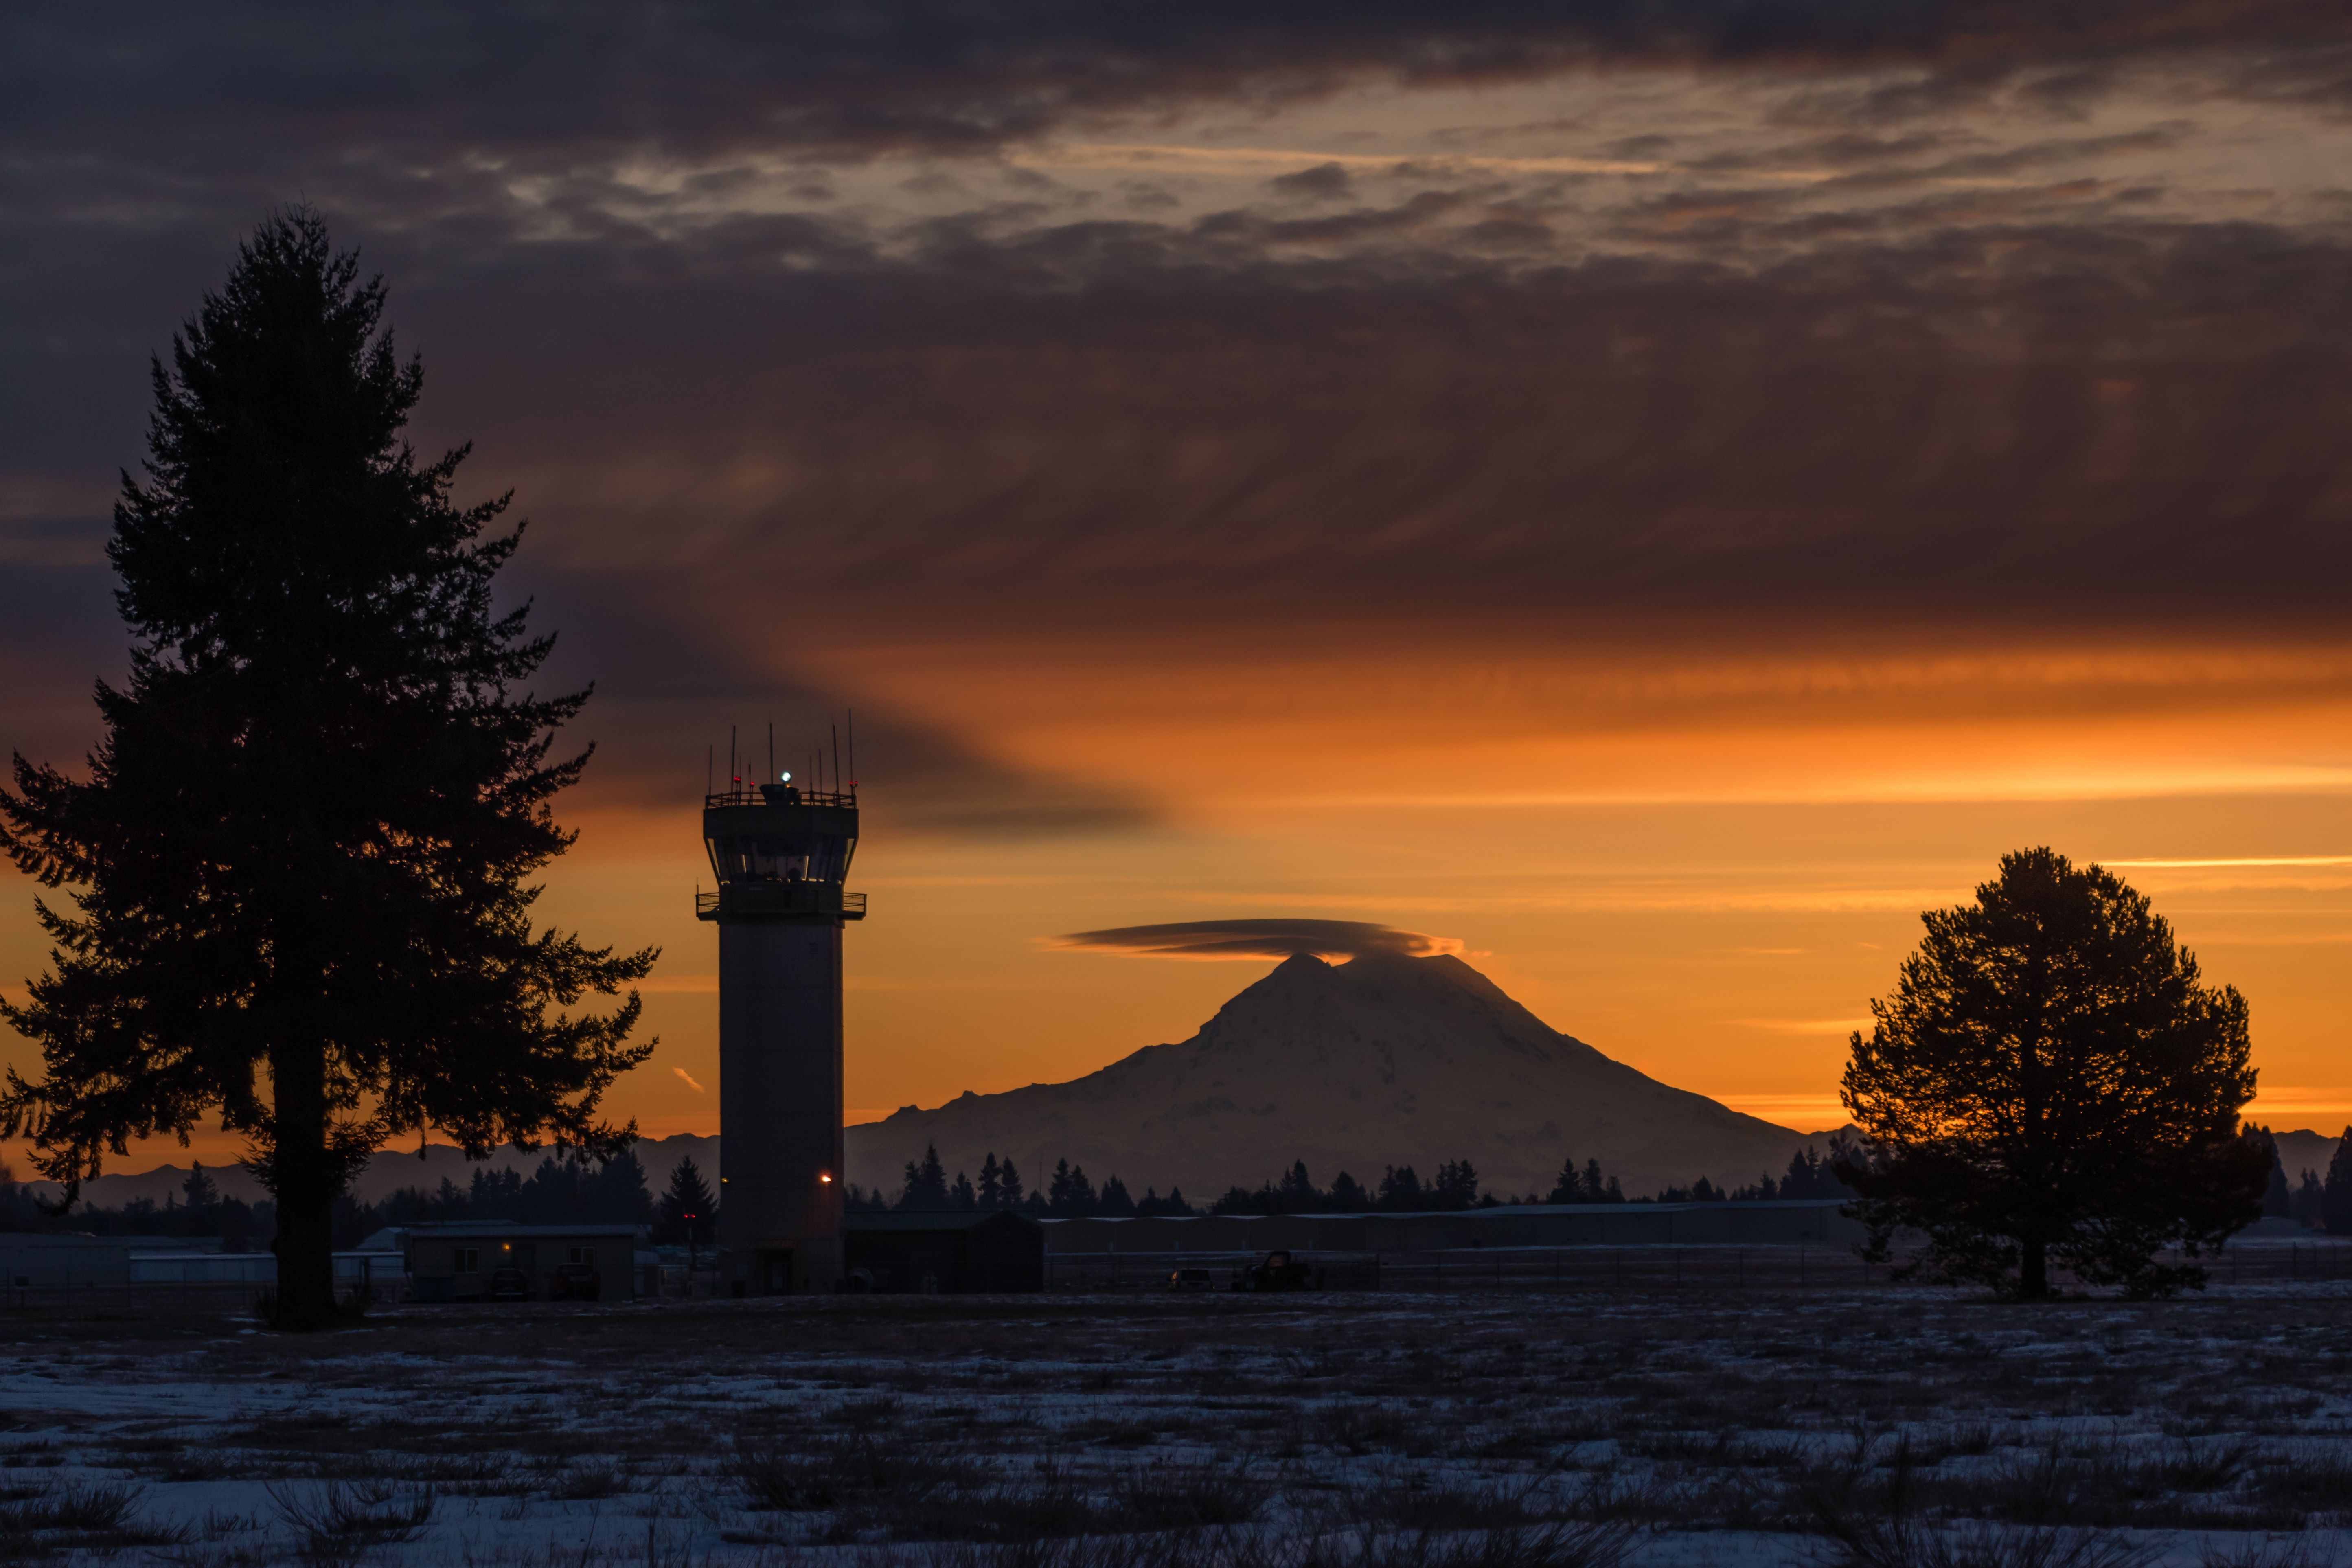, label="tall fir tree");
[977,1151,1002,1208]
[0,213,654,1328]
